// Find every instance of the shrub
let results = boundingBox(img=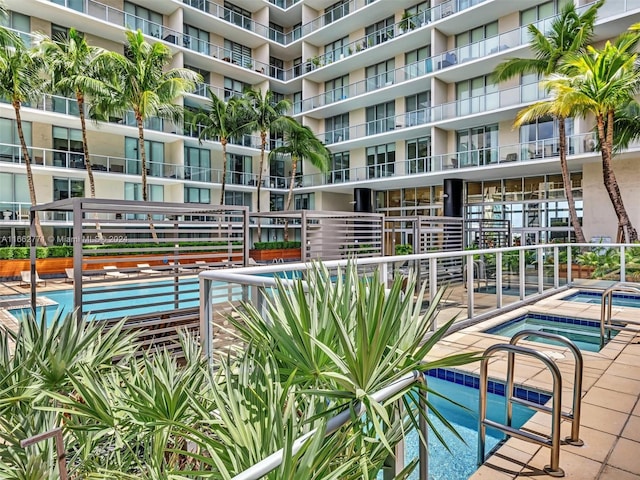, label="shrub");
[395,244,413,255]
[253,241,301,250]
